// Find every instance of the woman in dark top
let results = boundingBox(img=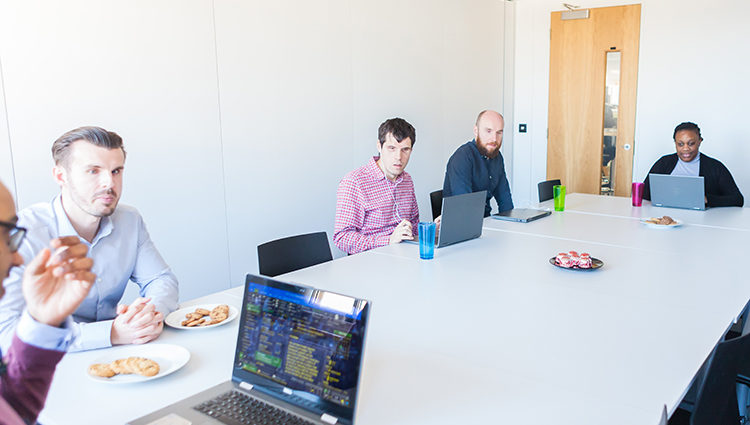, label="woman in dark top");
[643,122,744,207]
